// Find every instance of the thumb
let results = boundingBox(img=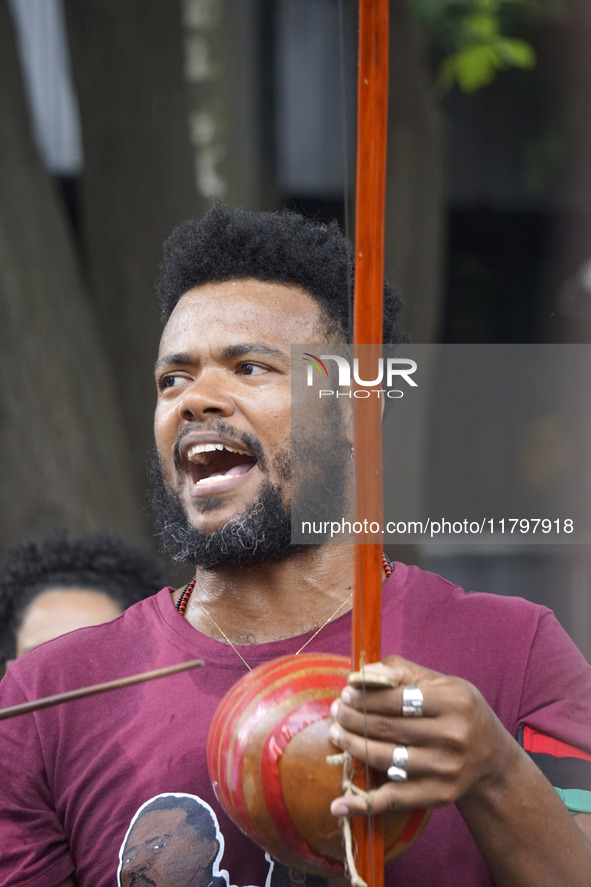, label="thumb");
[375,655,439,685]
